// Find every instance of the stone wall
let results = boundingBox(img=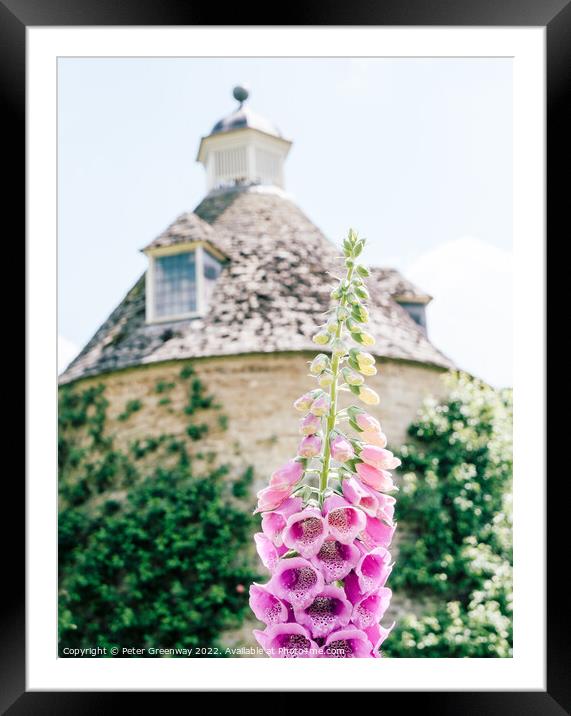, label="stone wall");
[66,352,449,491]
[60,352,449,648]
